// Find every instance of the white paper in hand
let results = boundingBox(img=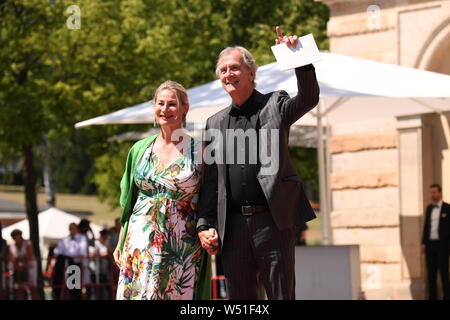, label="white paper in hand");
[271,34,321,71]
